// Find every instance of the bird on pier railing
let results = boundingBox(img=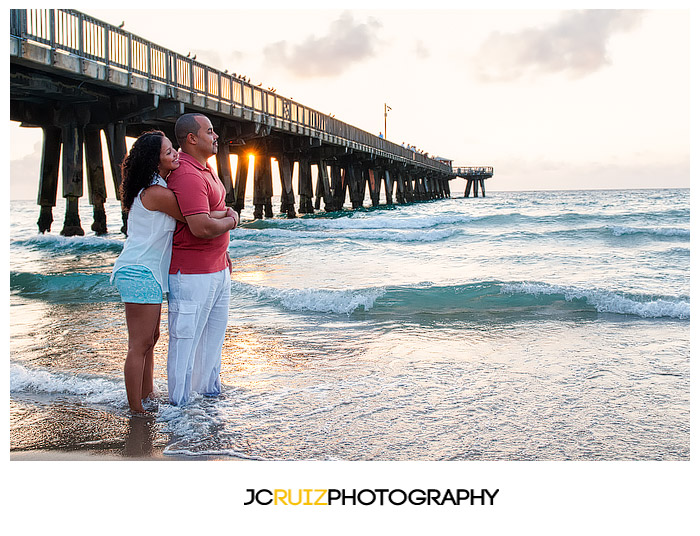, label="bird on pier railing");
[118,21,125,28]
